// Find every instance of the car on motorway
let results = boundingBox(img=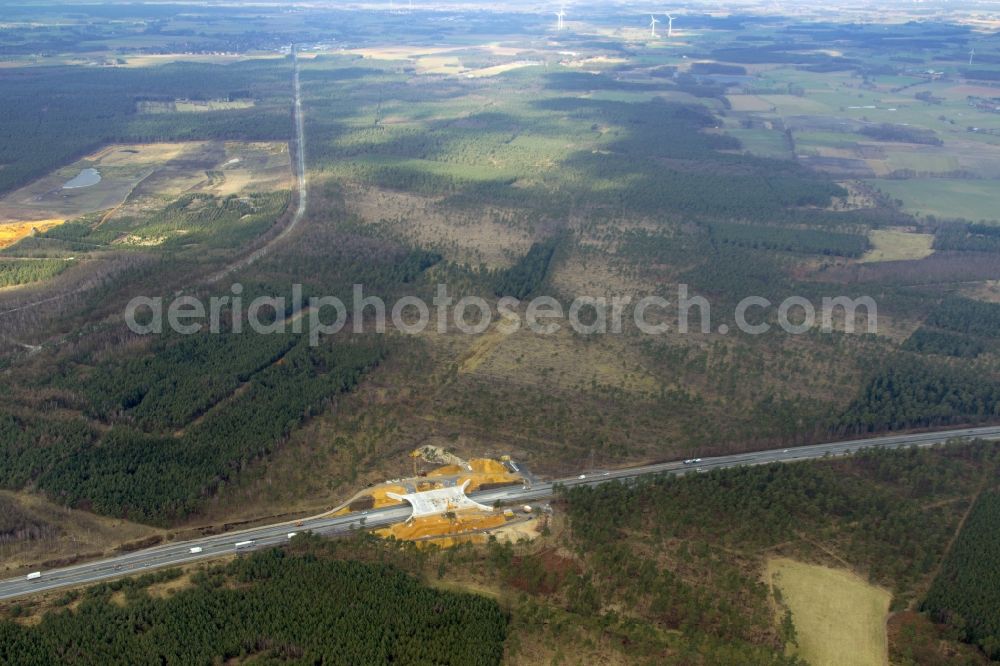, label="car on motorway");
[287,532,297,539]
[189,546,203,554]
[683,459,693,464]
